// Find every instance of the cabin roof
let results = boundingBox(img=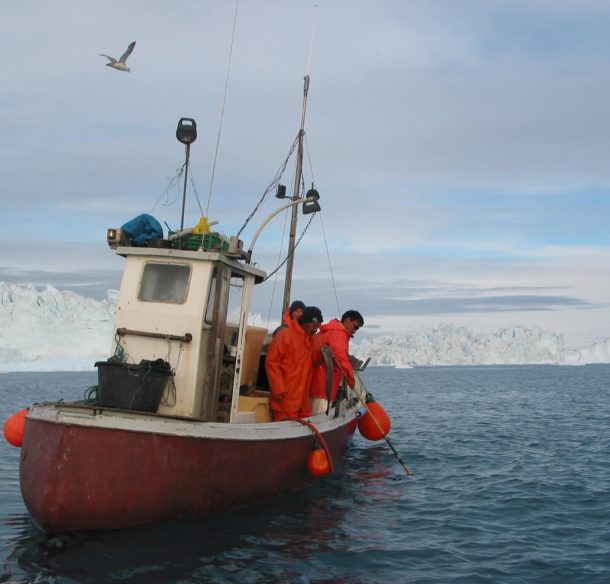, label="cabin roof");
[116,246,267,282]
